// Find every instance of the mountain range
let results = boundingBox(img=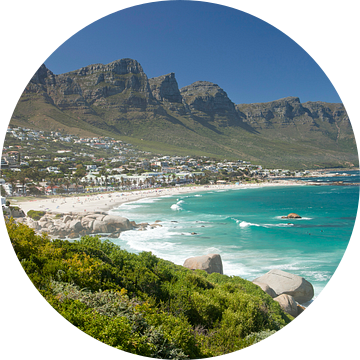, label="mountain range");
[9,58,358,169]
